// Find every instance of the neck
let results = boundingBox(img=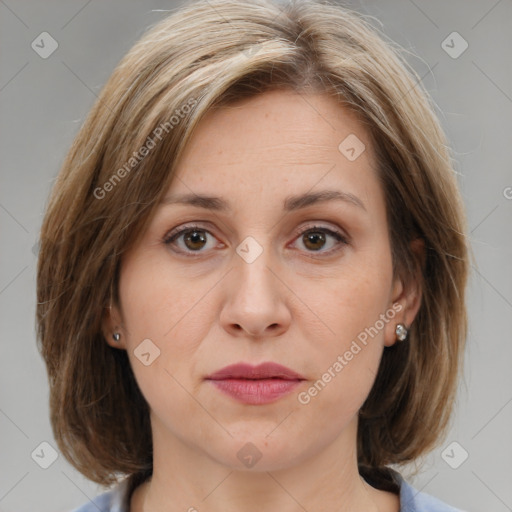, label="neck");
[131,416,397,512]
